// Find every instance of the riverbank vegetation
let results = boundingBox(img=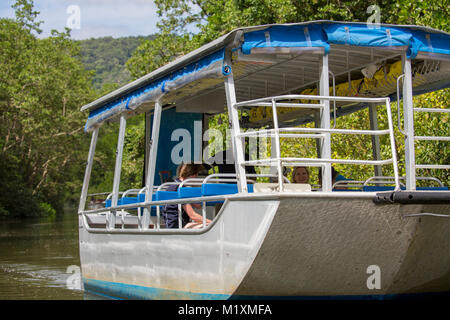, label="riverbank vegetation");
[1,0,448,217]
[0,1,96,217]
